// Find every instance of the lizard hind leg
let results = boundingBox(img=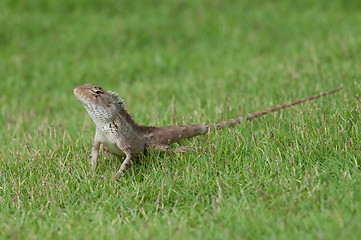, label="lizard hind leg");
[149,143,171,152]
[149,143,197,153]
[173,146,197,153]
